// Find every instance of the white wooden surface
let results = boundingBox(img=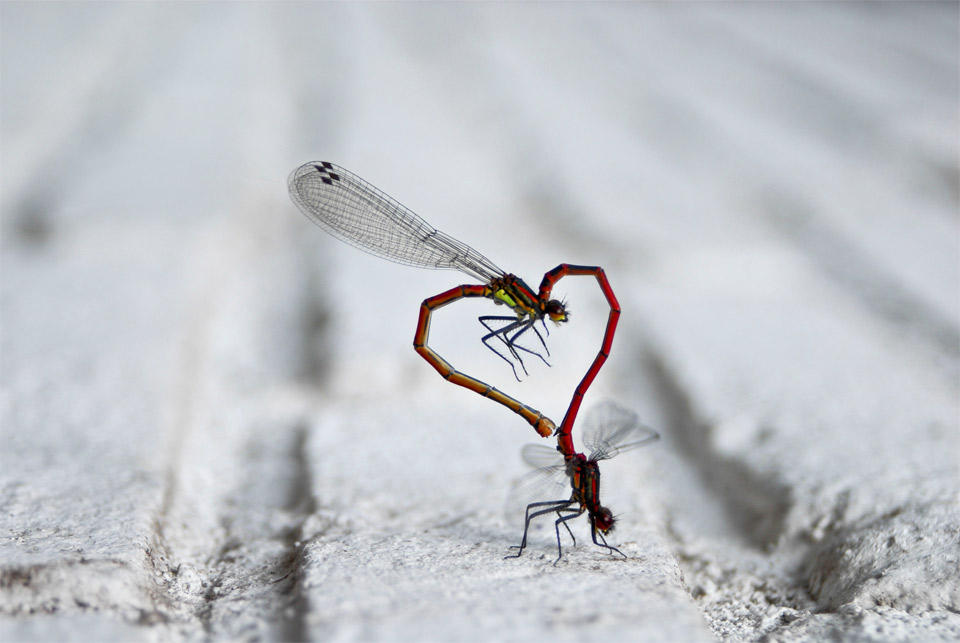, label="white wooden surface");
[2,3,958,642]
